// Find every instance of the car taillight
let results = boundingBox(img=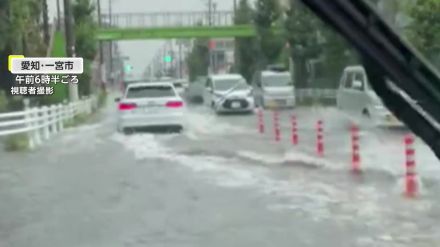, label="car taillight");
[166,101,183,108]
[118,103,137,111]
